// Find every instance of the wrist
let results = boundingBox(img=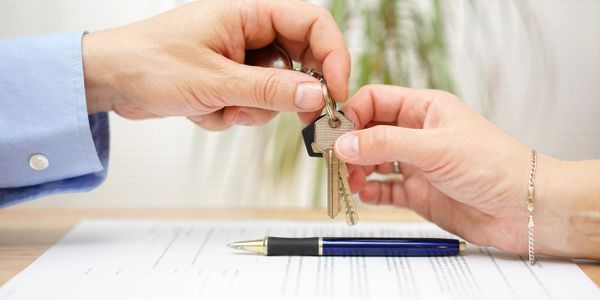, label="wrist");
[534,156,600,259]
[526,154,568,257]
[82,31,121,114]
